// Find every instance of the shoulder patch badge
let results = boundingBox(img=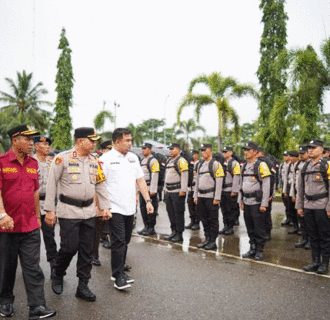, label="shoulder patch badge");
[55,156,63,166]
